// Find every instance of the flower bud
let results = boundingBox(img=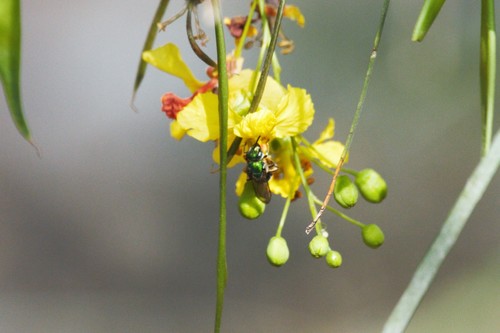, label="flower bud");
[308,235,330,258]
[334,175,359,208]
[325,250,342,268]
[355,169,387,203]
[266,236,290,267]
[361,224,385,248]
[239,181,266,219]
